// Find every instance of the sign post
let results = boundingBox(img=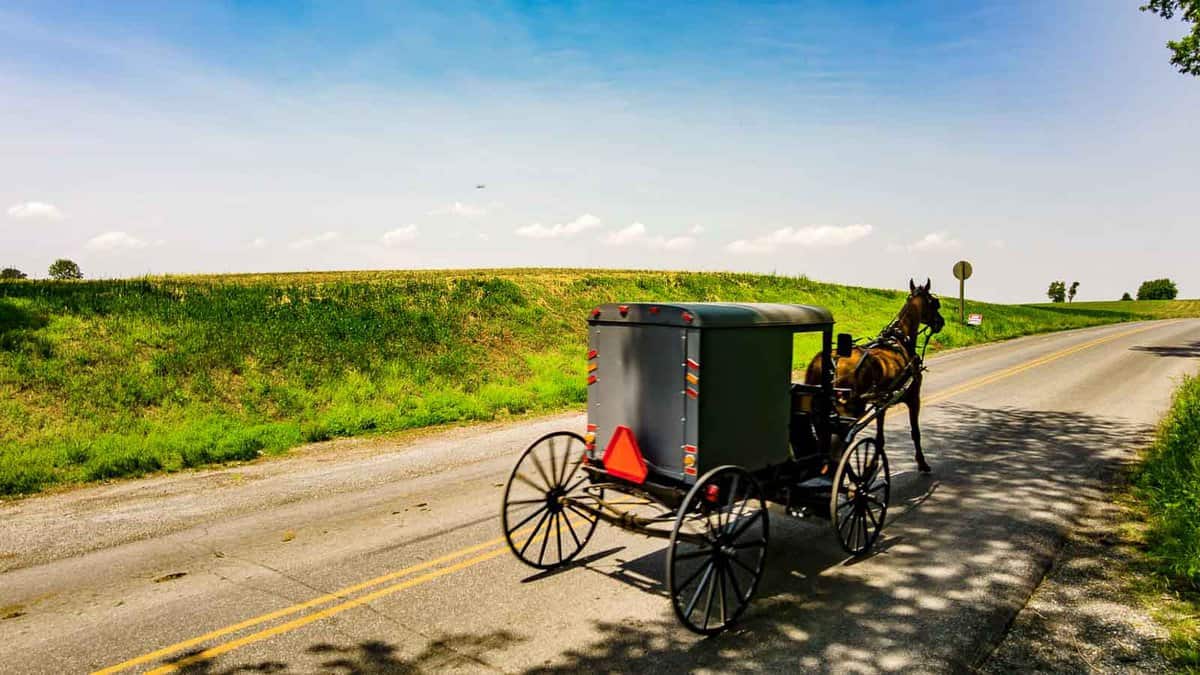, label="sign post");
[952,260,973,324]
